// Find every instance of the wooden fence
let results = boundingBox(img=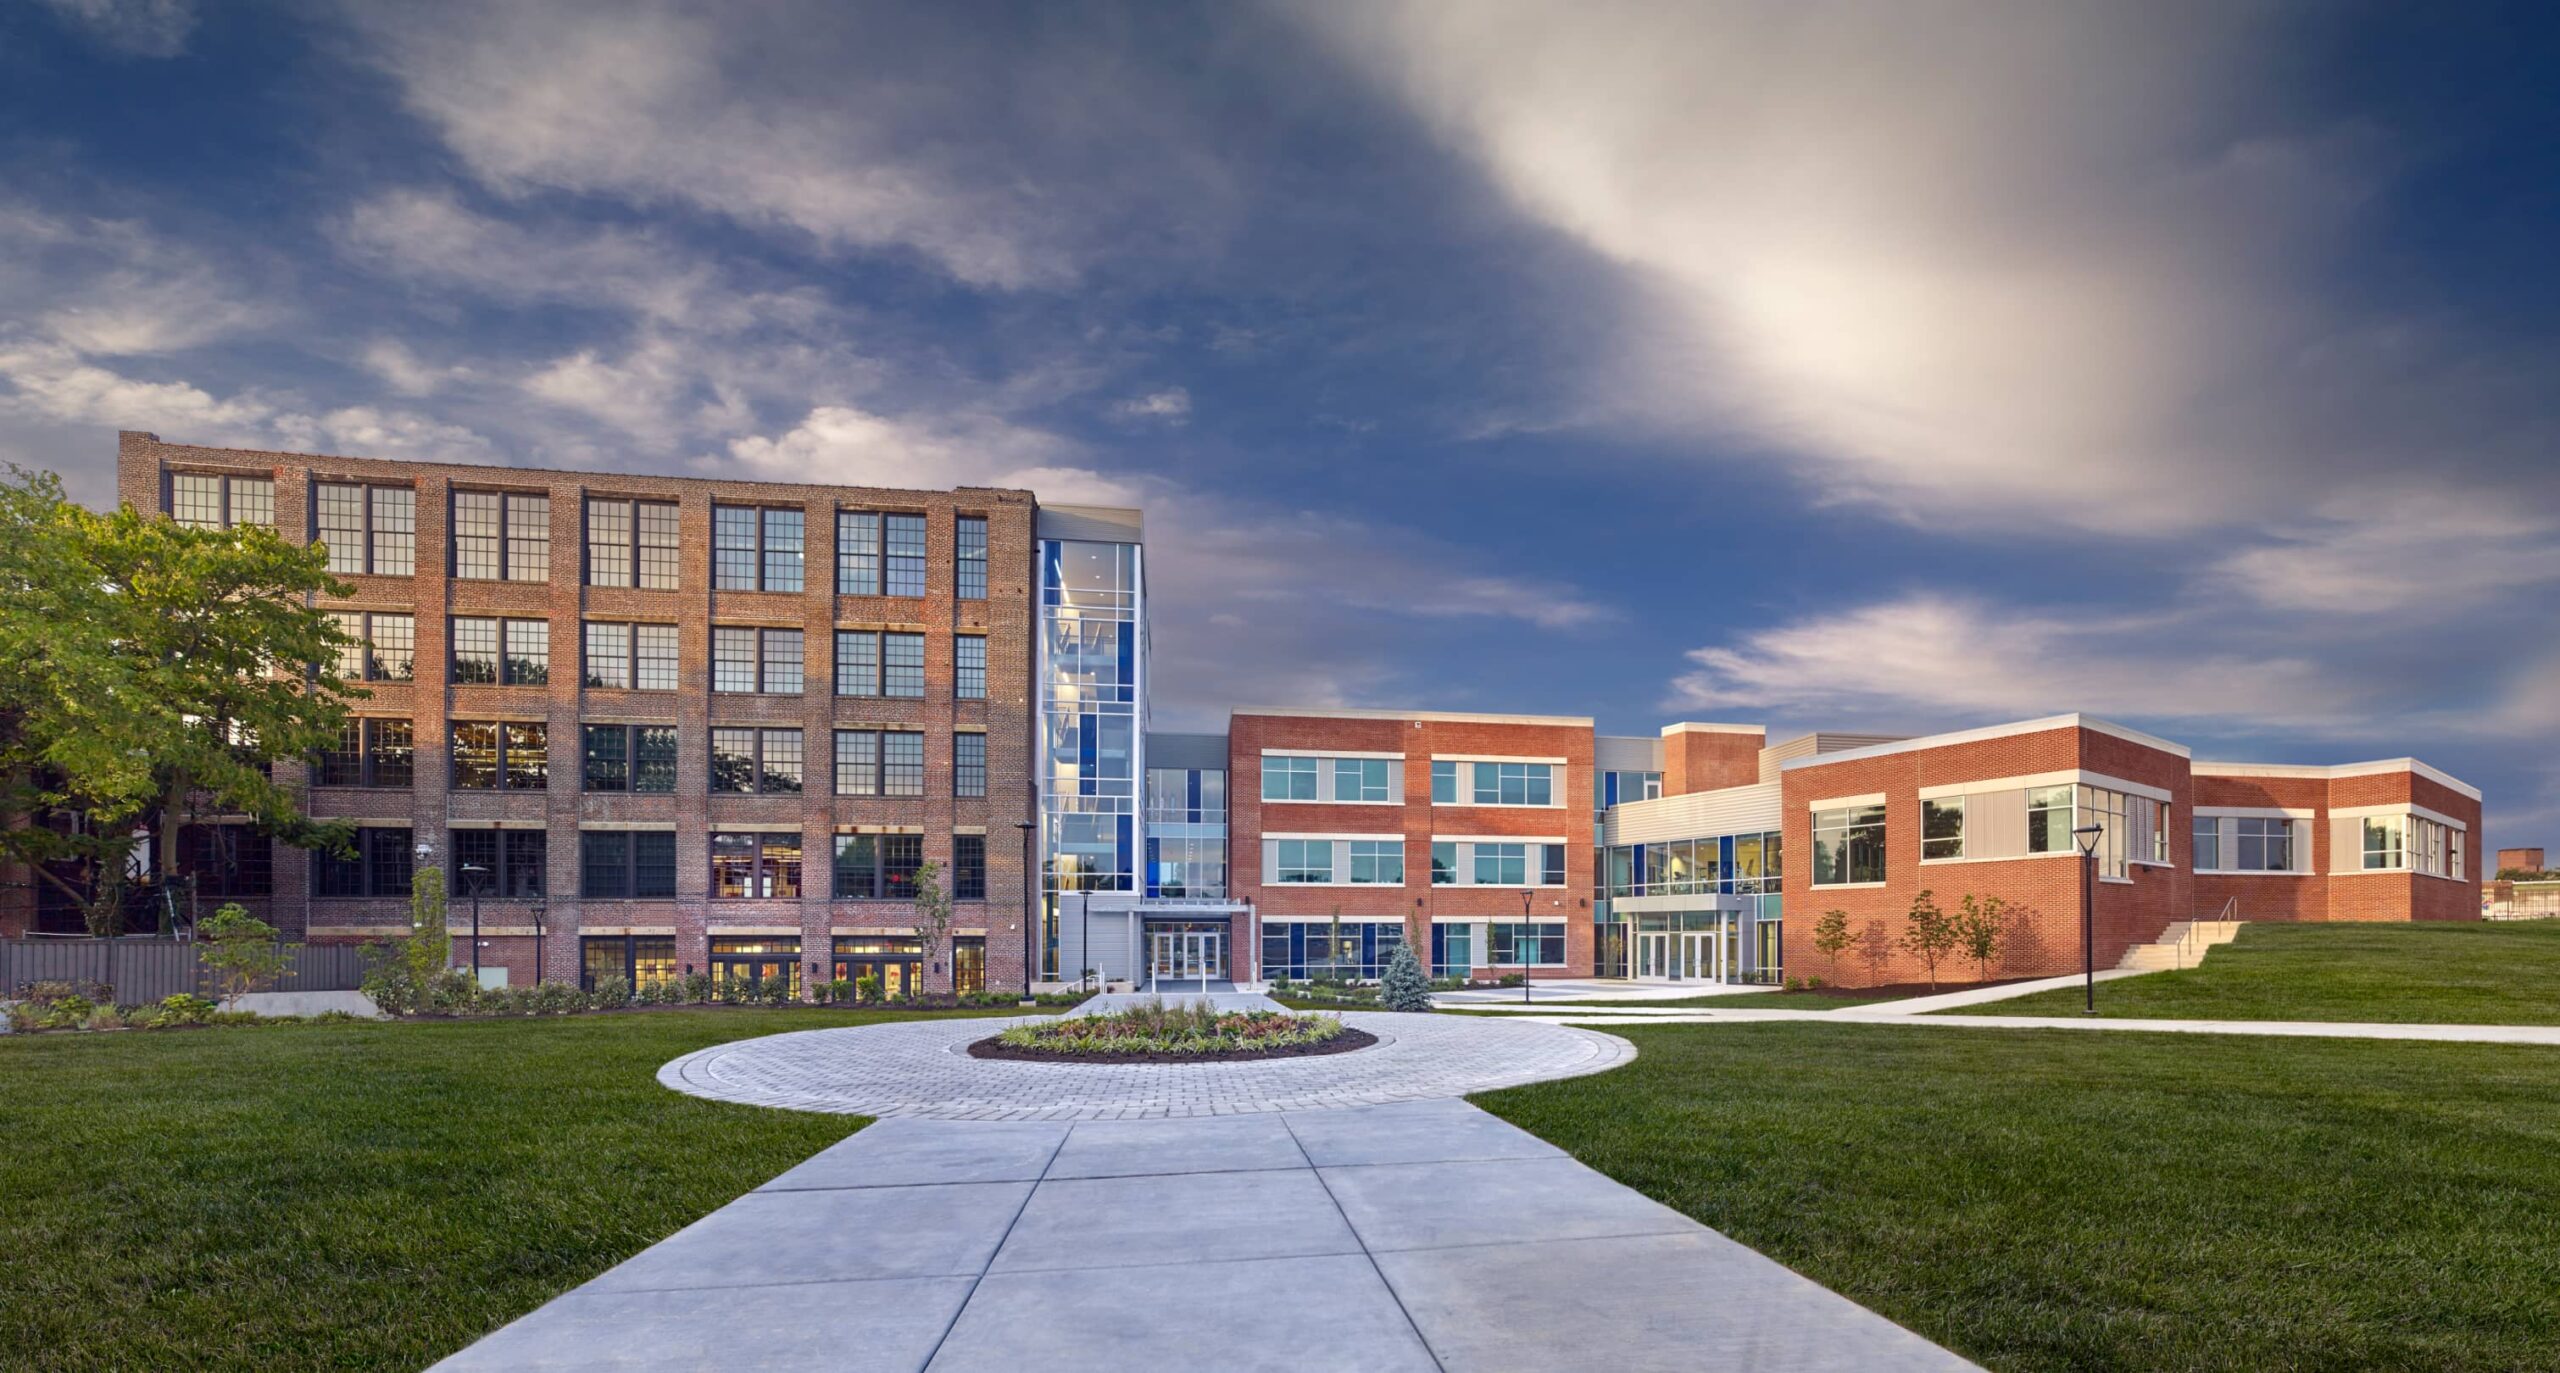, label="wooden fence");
[0,938,368,1003]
